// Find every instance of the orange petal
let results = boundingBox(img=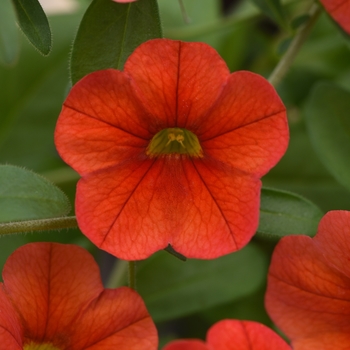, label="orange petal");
[265,211,350,349]
[0,285,22,349]
[199,72,288,176]
[55,70,151,175]
[162,320,290,350]
[124,39,230,127]
[292,333,350,350]
[320,0,350,34]
[76,156,260,260]
[171,160,261,258]
[70,287,157,350]
[2,243,103,346]
[313,210,350,277]
[206,320,291,350]
[163,340,209,350]
[76,159,169,260]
